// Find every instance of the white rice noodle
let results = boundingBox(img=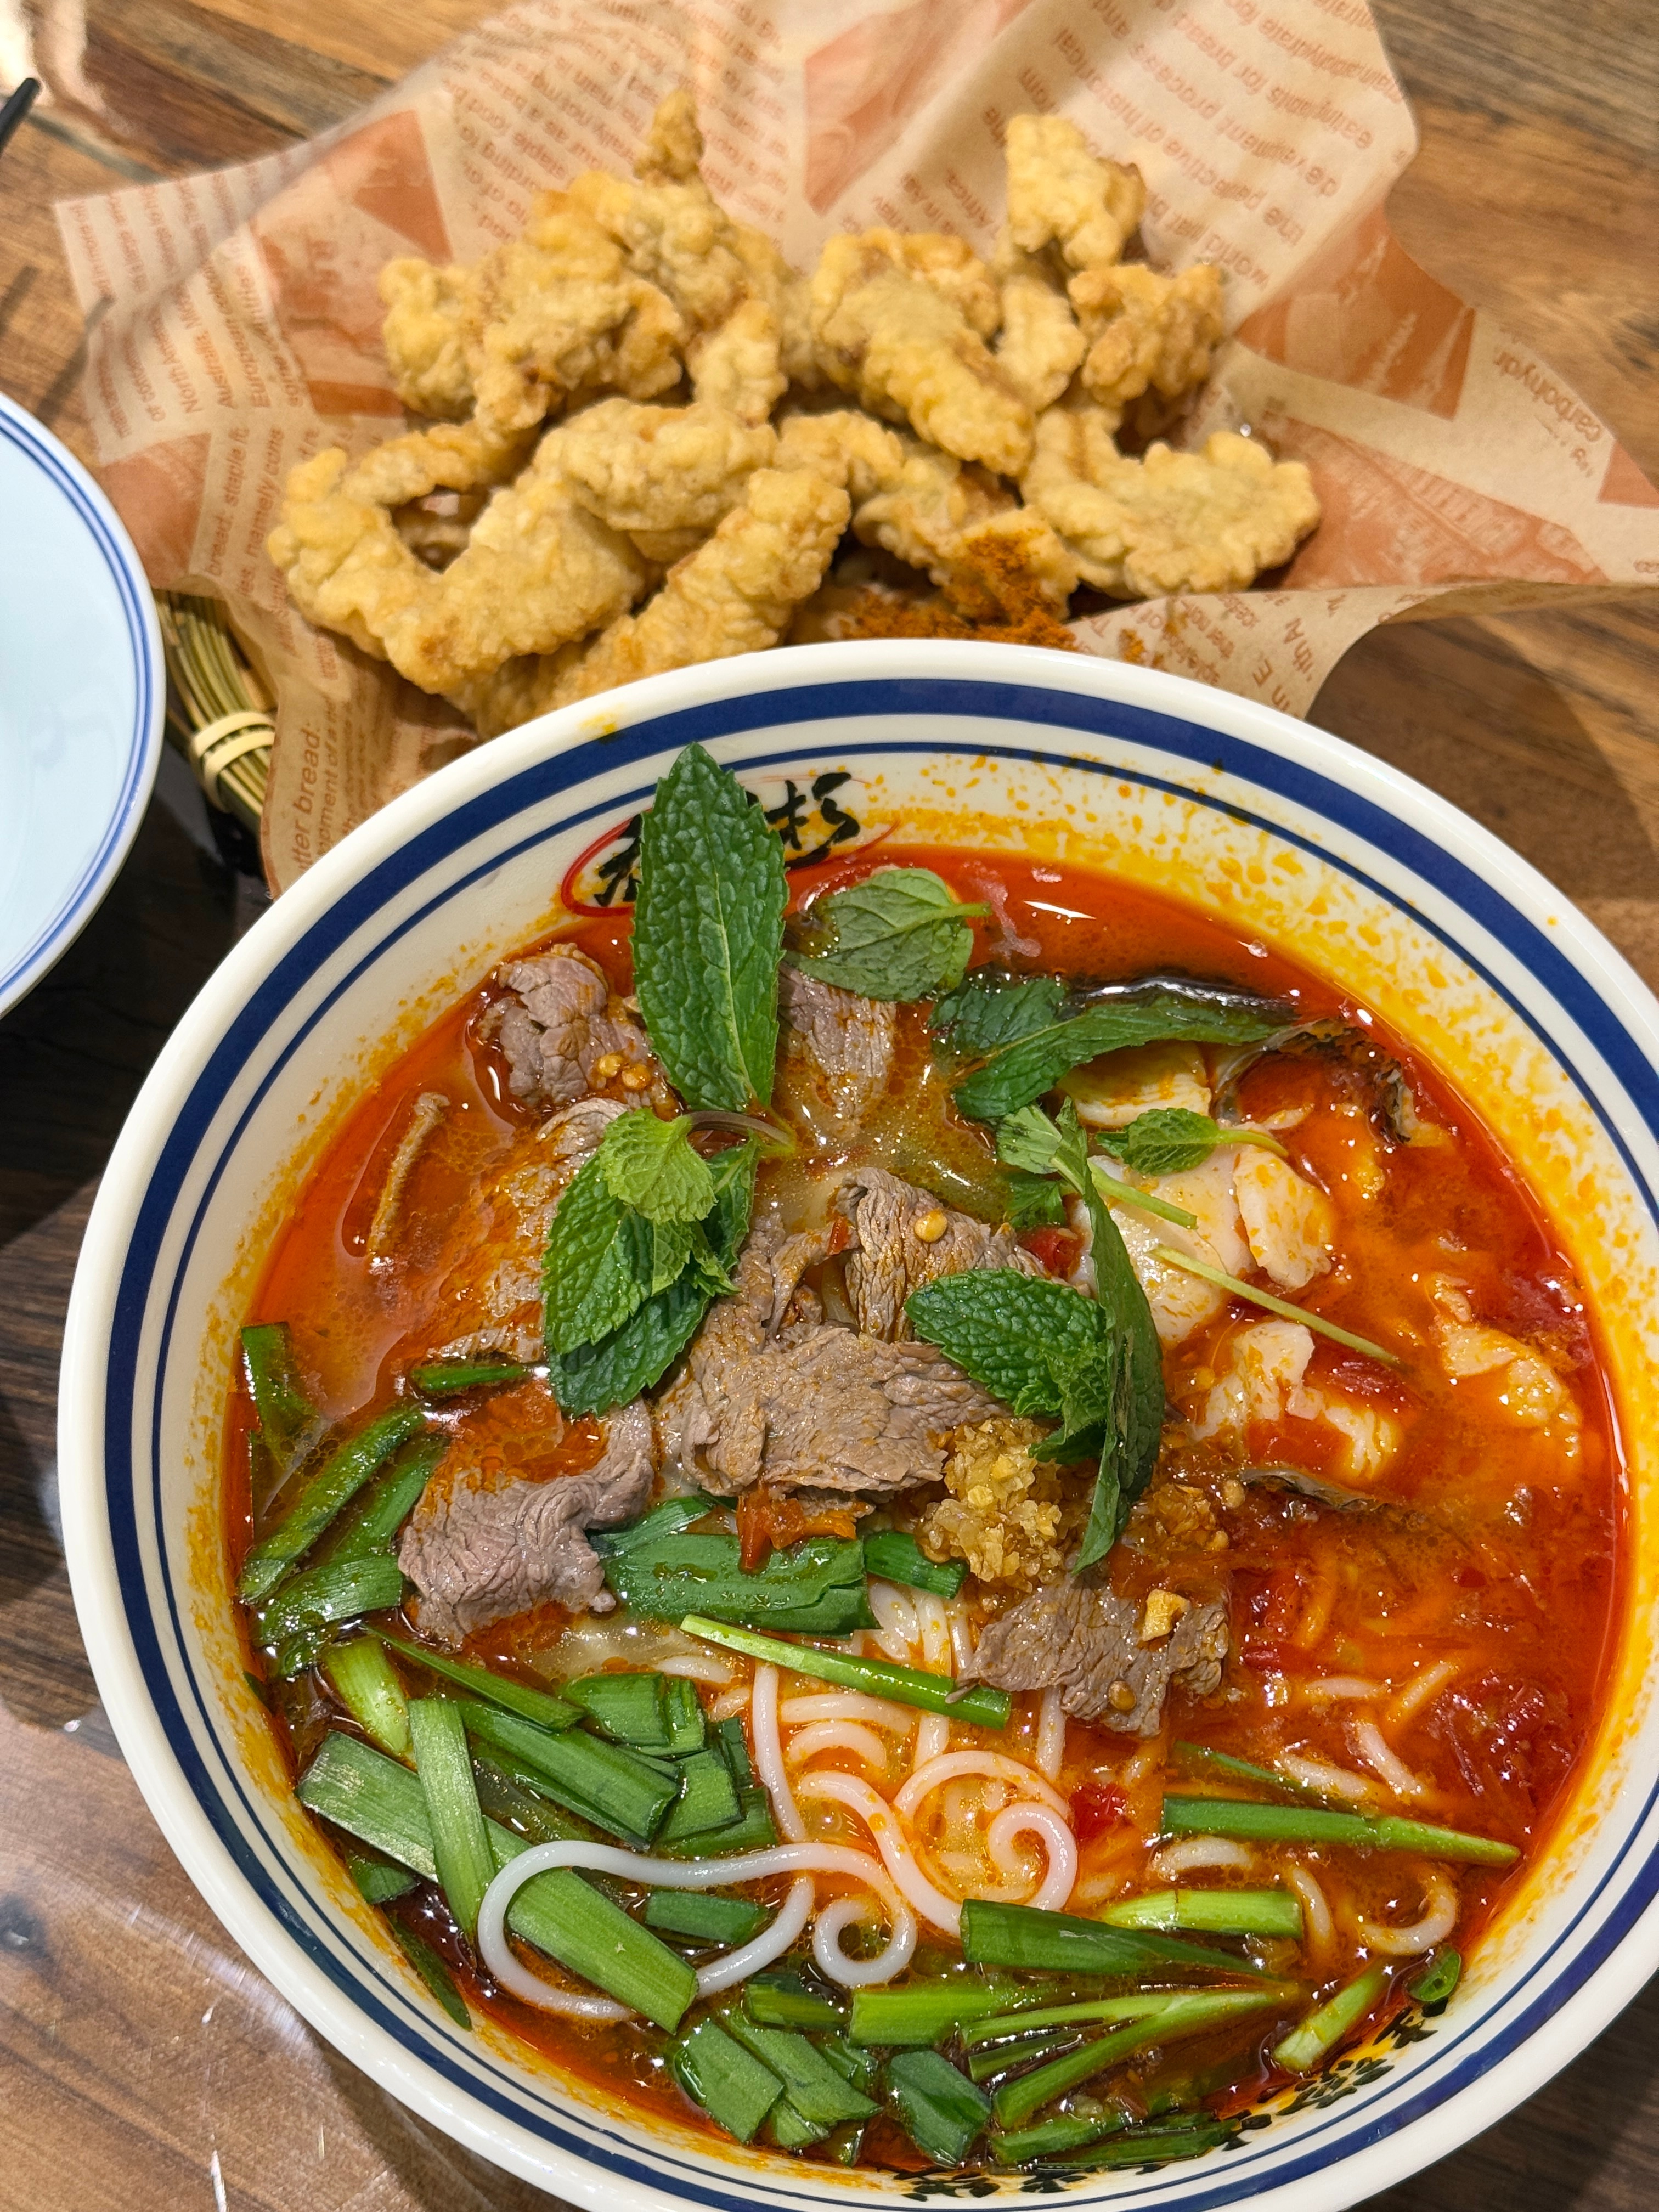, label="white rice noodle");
[1283,1860,1336,1968]
[477,1839,911,2013]
[867,1580,920,1660]
[893,1751,1070,1822]
[1035,1687,1066,1780]
[658,1655,734,1685]
[1279,1752,1380,1805]
[781,1692,917,1732]
[1386,1658,1461,1733]
[751,1663,806,1841]
[986,1802,1078,1911]
[946,1598,977,1674]
[1121,1740,1165,1786]
[796,1770,962,1933]
[1357,1867,1459,1957]
[785,1722,890,1779]
[695,1877,815,1994]
[913,1588,955,1760]
[916,1714,951,1763]
[1300,1675,1386,1705]
[710,1683,752,1722]
[1148,1836,1258,1880]
[1351,1718,1432,1801]
[813,1893,918,1988]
